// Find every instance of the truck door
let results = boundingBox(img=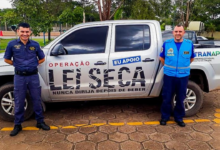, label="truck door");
[46,25,111,100]
[108,23,158,97]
